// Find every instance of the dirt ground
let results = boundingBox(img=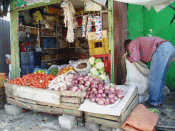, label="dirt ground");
[0,92,174,131]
